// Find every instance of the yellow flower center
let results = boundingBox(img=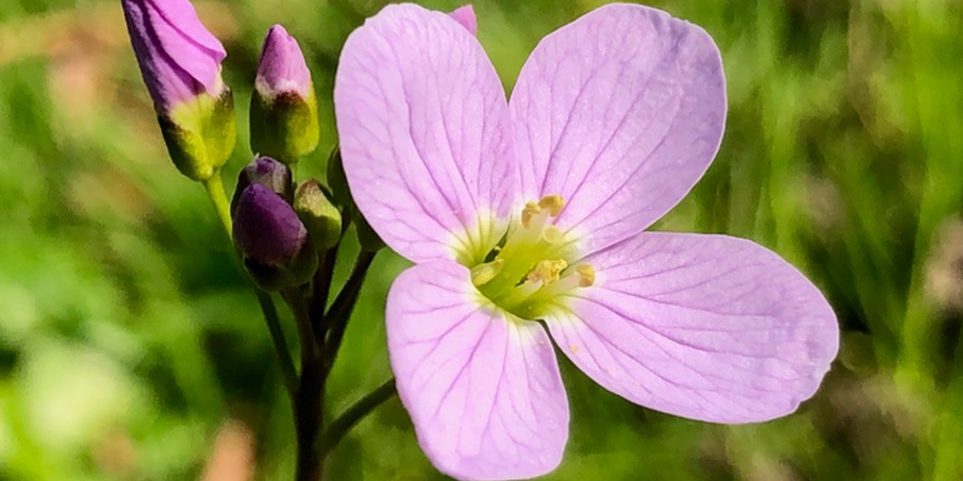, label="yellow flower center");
[470,195,595,319]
